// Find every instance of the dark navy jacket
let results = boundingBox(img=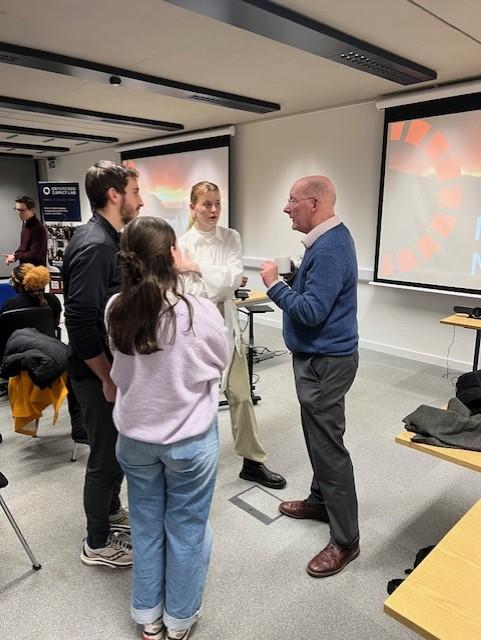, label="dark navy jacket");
[63,213,120,379]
